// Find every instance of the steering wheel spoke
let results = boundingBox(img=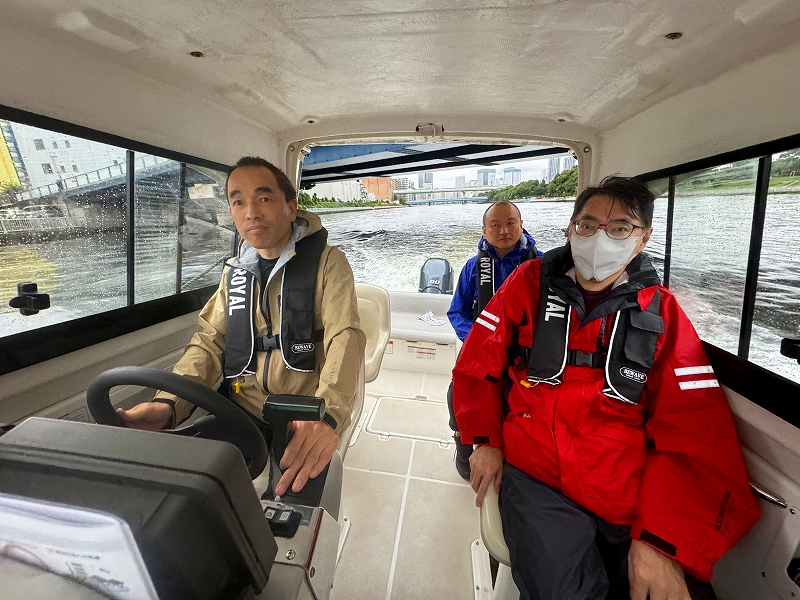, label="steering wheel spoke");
[86,367,268,479]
